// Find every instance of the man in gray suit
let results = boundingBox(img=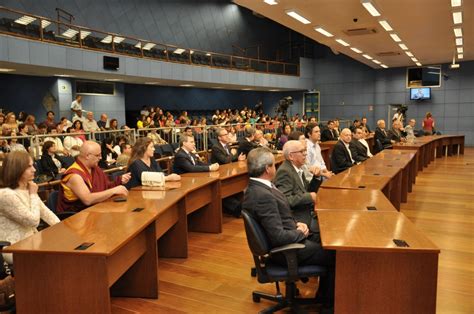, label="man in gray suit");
[274,140,317,230]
